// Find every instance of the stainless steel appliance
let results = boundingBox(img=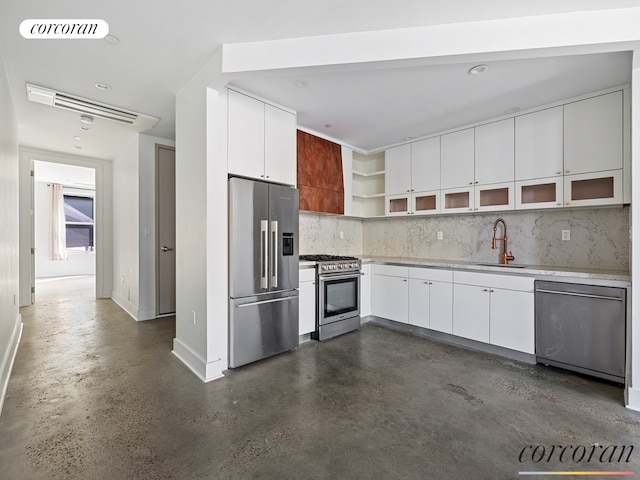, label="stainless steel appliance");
[229,177,299,368]
[300,255,362,341]
[535,280,626,383]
